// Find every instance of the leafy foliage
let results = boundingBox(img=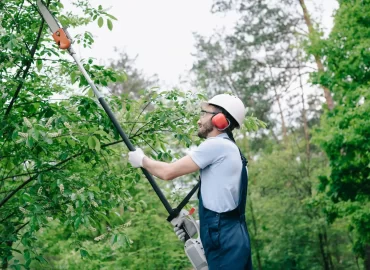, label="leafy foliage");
[0,1,202,269]
[311,0,370,263]
[3,0,368,269]
[0,1,264,269]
